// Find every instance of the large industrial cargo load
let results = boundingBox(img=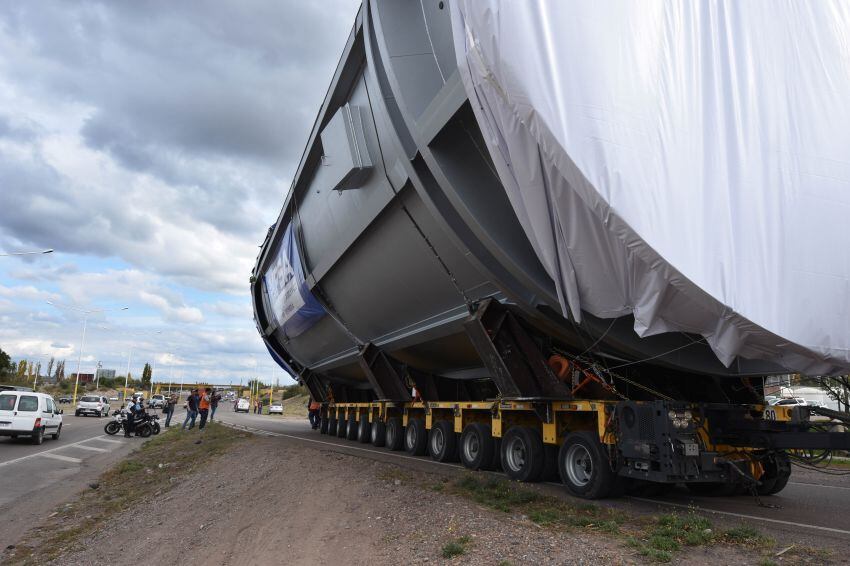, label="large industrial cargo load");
[251,1,850,499]
[252,0,849,399]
